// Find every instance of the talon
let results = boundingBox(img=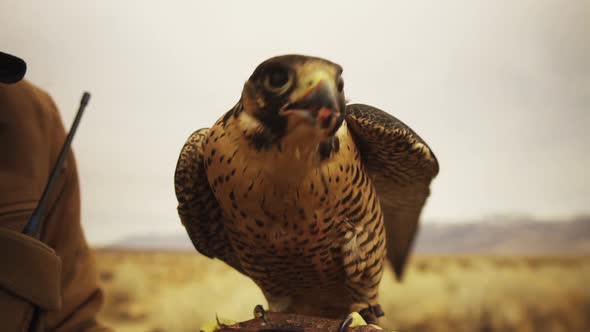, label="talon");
[253,304,268,324]
[337,313,354,332]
